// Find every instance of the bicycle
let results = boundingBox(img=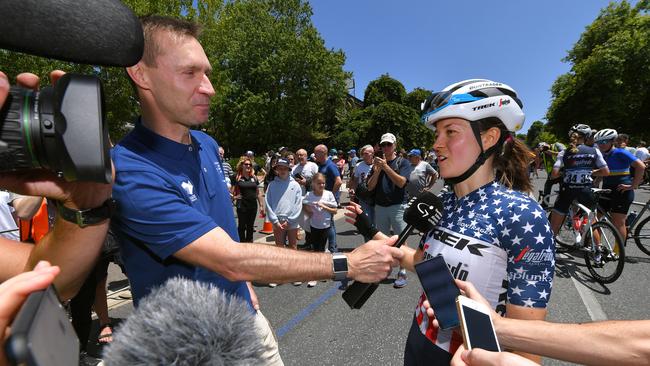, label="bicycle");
[596,195,650,257]
[552,188,625,284]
